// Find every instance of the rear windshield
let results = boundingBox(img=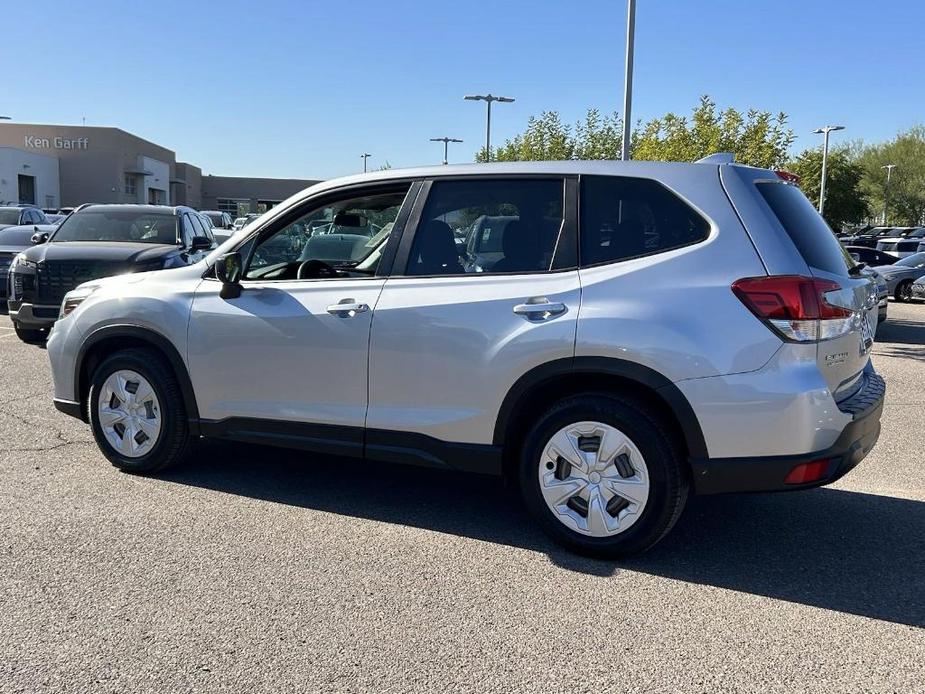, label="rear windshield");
[756,182,850,276]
